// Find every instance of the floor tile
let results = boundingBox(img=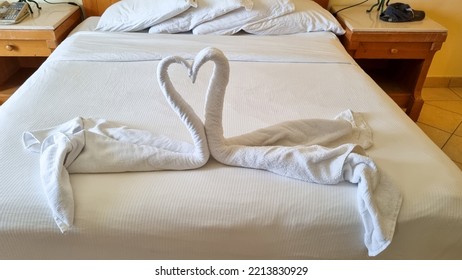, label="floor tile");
[442,135,462,163]
[422,87,462,101]
[454,123,462,137]
[451,88,462,99]
[443,135,462,163]
[425,100,462,115]
[416,122,451,148]
[418,103,462,133]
